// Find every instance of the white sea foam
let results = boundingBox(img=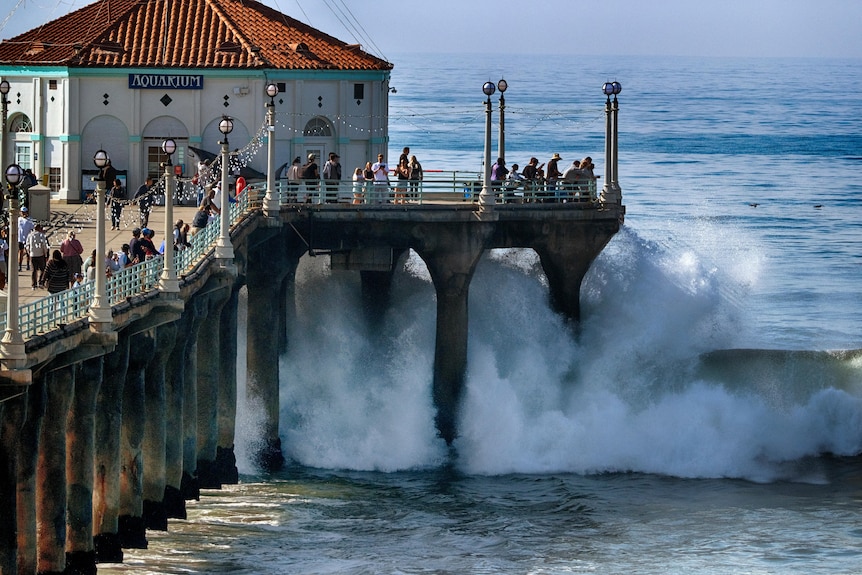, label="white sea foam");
[233,228,861,481]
